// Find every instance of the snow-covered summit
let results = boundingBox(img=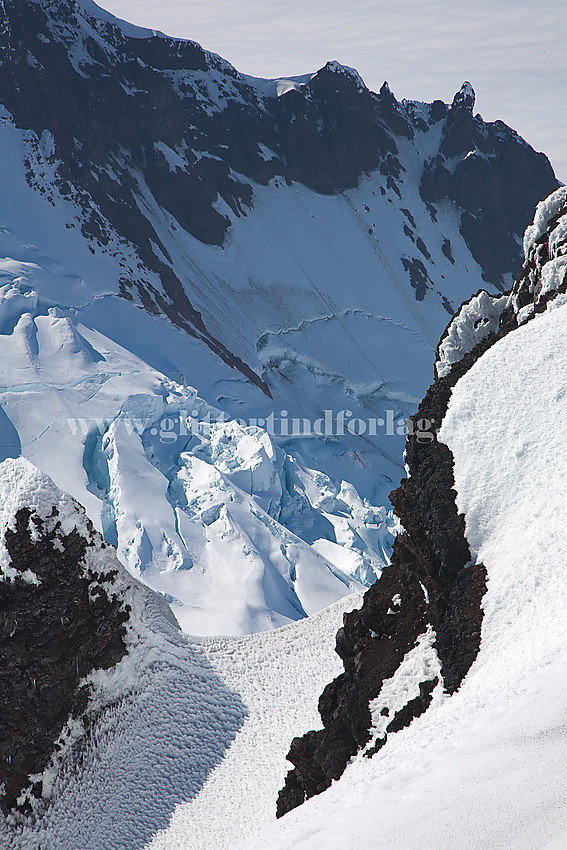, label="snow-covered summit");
[321,60,367,91]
